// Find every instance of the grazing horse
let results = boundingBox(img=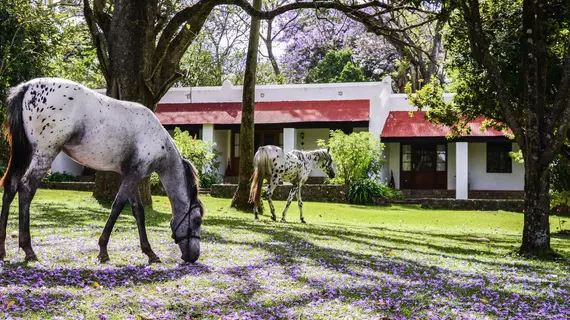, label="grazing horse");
[0,78,204,264]
[249,145,335,223]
